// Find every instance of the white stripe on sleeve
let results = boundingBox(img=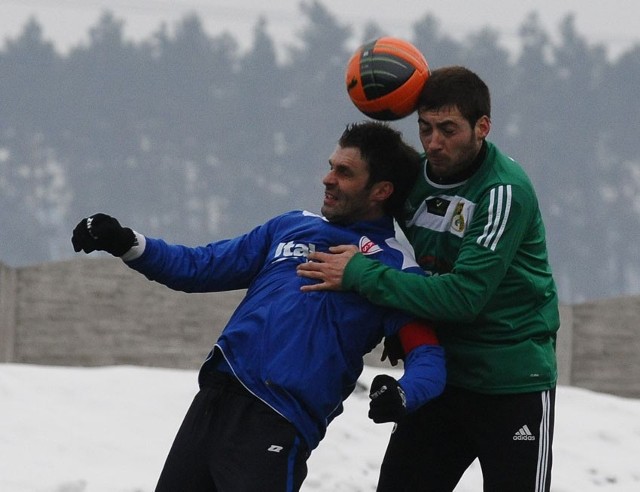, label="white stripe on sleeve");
[477,185,512,251]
